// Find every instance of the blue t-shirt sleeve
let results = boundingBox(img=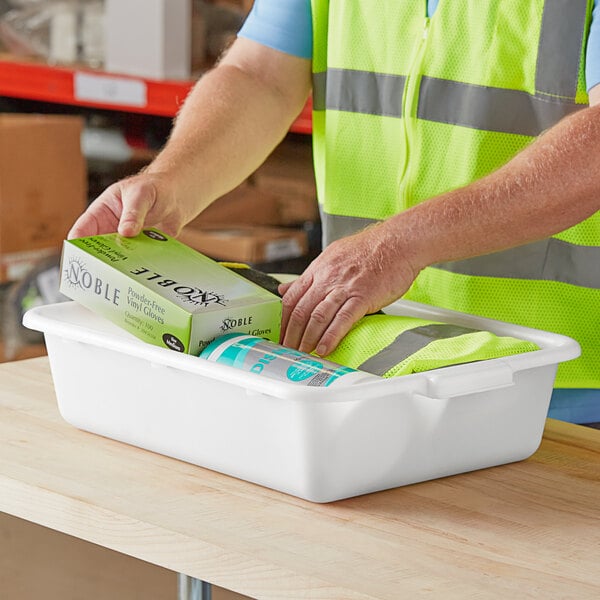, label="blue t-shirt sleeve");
[238,0,312,59]
[587,0,600,91]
